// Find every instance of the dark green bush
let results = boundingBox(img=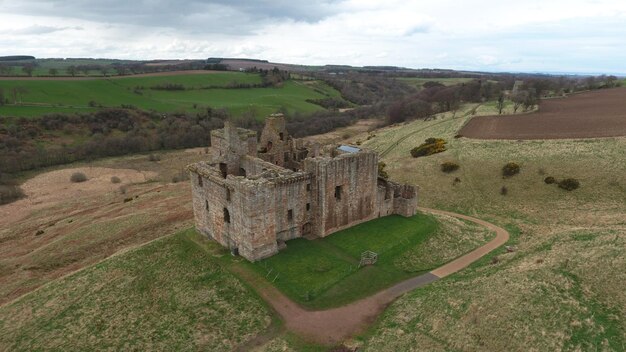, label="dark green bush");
[544,176,556,184]
[410,138,447,158]
[502,162,520,177]
[558,178,580,191]
[441,161,460,173]
[70,172,87,183]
